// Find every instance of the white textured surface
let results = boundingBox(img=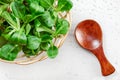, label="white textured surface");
[0,0,120,80]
